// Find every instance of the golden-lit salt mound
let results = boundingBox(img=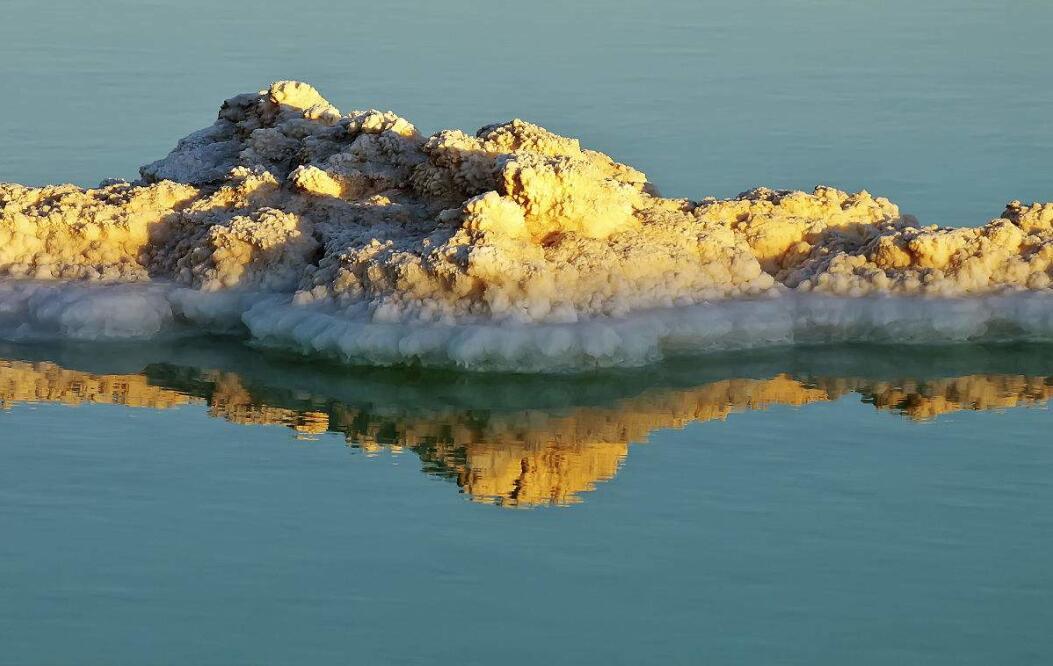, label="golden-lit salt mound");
[4,353,1050,506]
[3,81,1053,370]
